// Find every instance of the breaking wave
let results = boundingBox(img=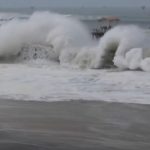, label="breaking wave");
[0,11,92,64]
[90,25,150,71]
[0,11,150,71]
